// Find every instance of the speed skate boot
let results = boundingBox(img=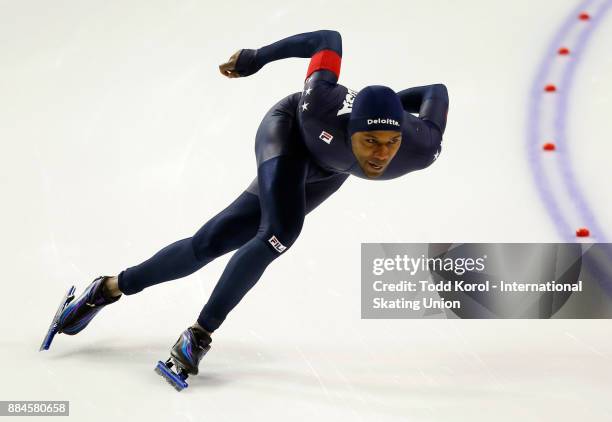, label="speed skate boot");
[155,325,212,391]
[40,276,121,351]
[58,275,121,335]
